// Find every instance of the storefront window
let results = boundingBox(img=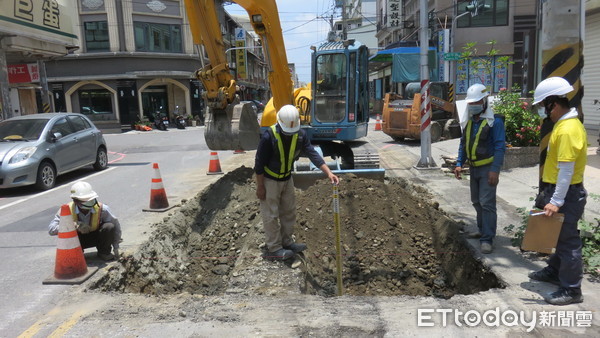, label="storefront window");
[84,21,110,52]
[78,89,113,116]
